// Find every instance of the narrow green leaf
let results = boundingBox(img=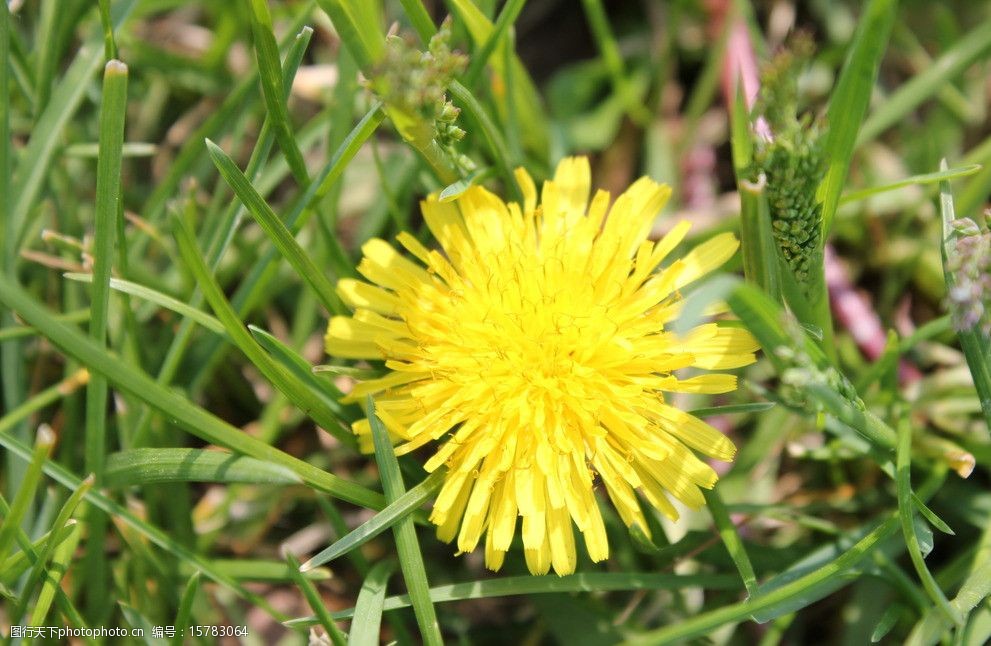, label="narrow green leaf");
[704,487,759,597]
[818,0,897,234]
[177,558,330,582]
[171,215,354,445]
[248,325,348,416]
[285,573,741,626]
[0,521,77,587]
[104,448,303,487]
[28,521,83,627]
[348,561,396,646]
[911,493,954,536]
[245,0,308,184]
[286,552,347,646]
[687,402,776,418]
[449,80,521,195]
[315,0,382,71]
[65,273,225,334]
[840,164,981,204]
[896,415,960,624]
[0,426,55,566]
[301,469,445,570]
[462,0,527,88]
[206,140,344,315]
[12,476,93,623]
[82,60,128,619]
[0,274,384,509]
[398,0,435,44]
[871,604,904,643]
[367,397,443,646]
[171,572,201,646]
